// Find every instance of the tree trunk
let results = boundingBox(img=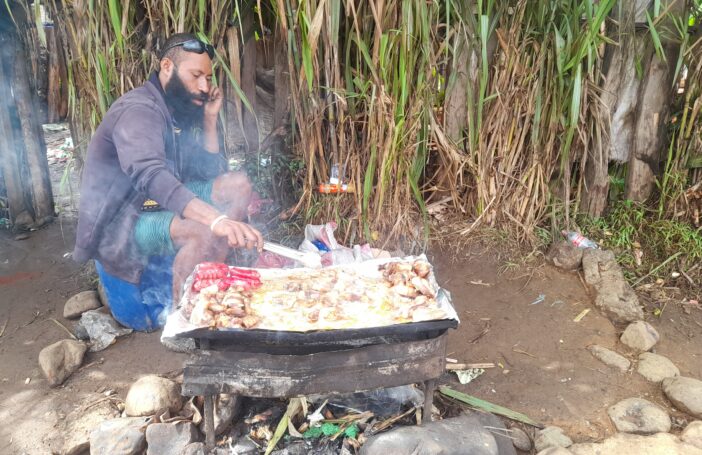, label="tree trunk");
[625,0,685,201]
[443,33,478,148]
[625,46,676,201]
[241,13,259,154]
[223,25,243,154]
[13,33,54,225]
[57,26,69,120]
[582,0,647,216]
[273,27,290,129]
[46,26,61,123]
[608,37,650,163]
